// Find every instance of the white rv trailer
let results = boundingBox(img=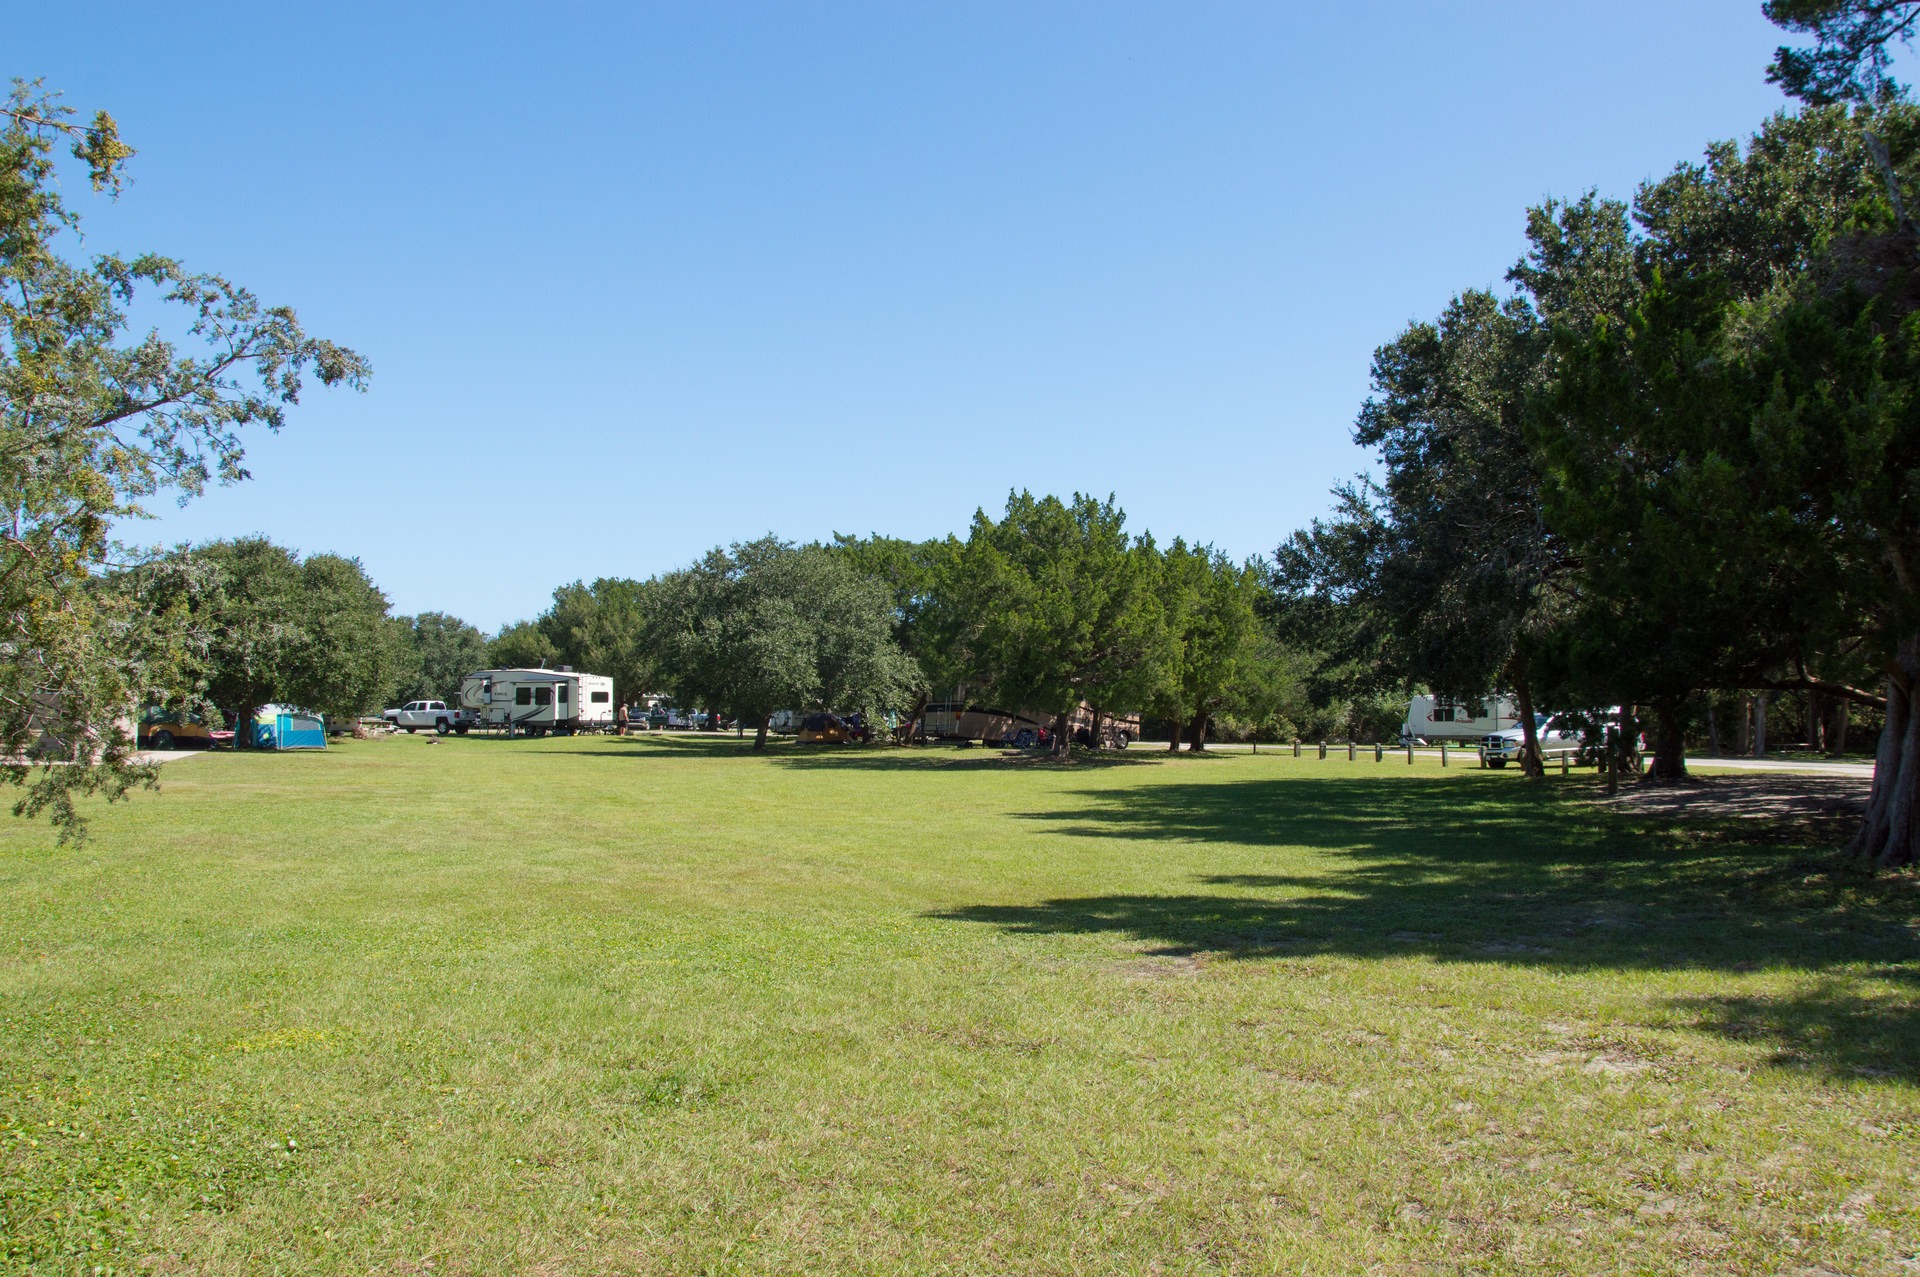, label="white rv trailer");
[1400,694,1519,743]
[459,667,616,735]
